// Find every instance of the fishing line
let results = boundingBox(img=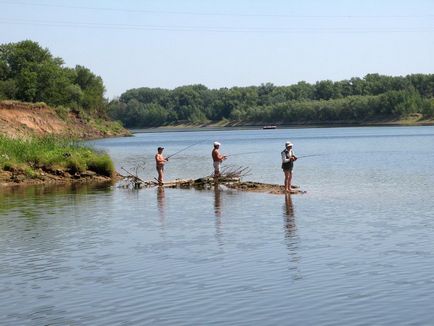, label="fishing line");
[166,140,207,159]
[297,154,325,159]
[226,151,264,157]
